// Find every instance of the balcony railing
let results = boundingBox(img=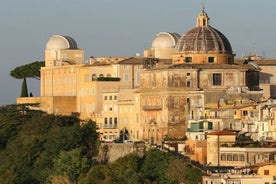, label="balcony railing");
[142,105,162,110]
[101,124,118,129]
